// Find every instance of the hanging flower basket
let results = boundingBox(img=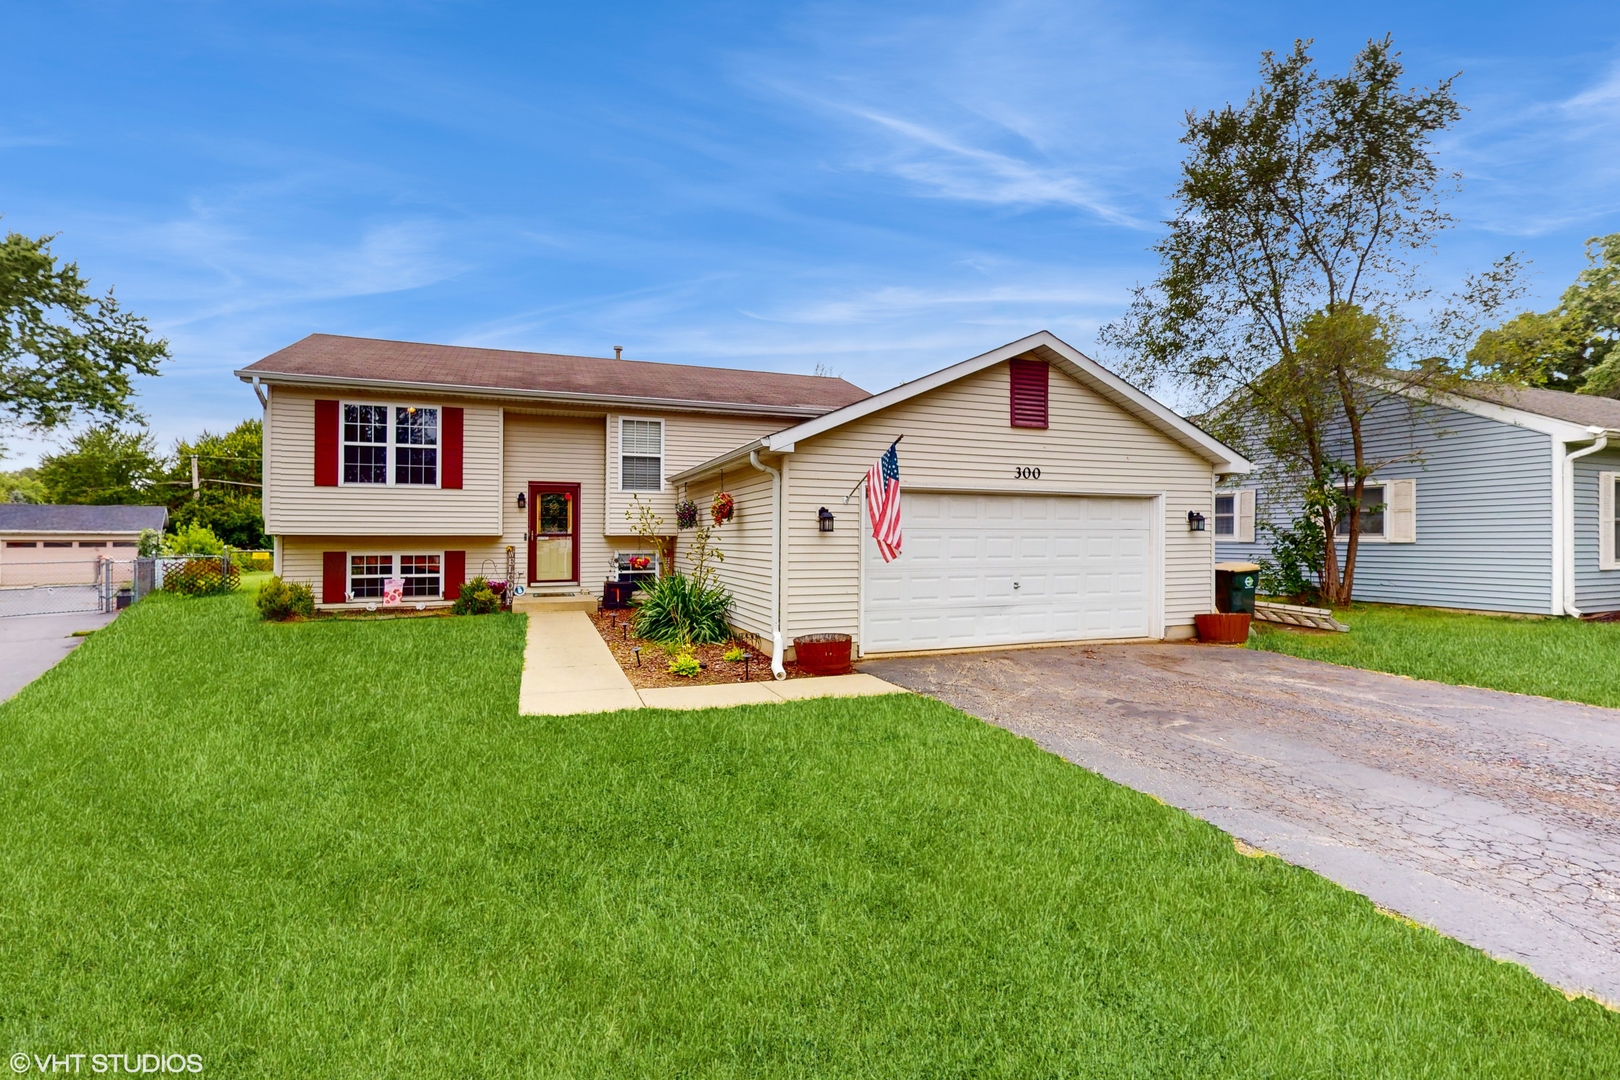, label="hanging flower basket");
[675,499,699,530]
[711,491,735,526]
